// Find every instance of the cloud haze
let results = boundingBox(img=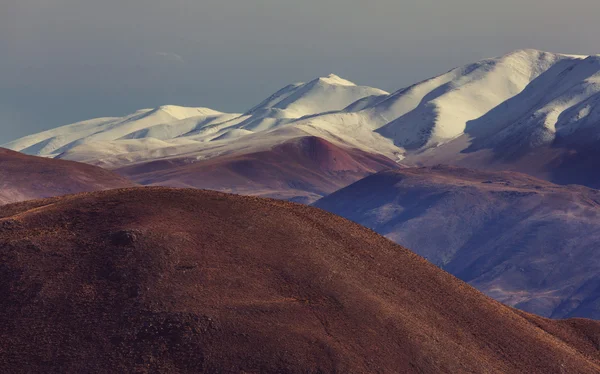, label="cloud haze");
[1,0,599,143]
